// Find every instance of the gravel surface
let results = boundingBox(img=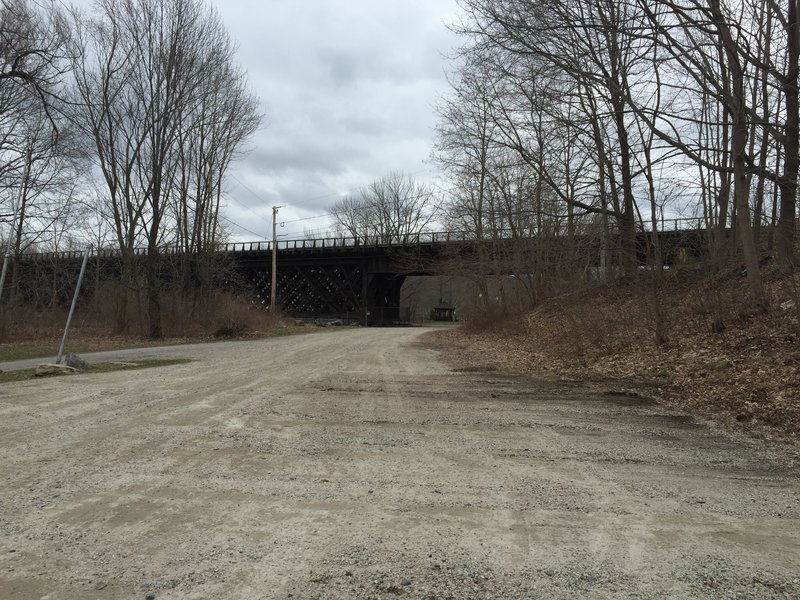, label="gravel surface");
[0,327,798,599]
